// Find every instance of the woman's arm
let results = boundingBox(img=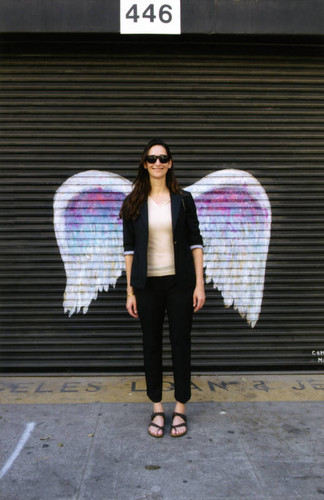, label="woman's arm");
[123,214,138,318]
[192,247,205,312]
[125,254,138,318]
[184,192,204,248]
